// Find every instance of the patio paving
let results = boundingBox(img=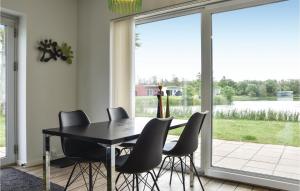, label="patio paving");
[167,136,300,180]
